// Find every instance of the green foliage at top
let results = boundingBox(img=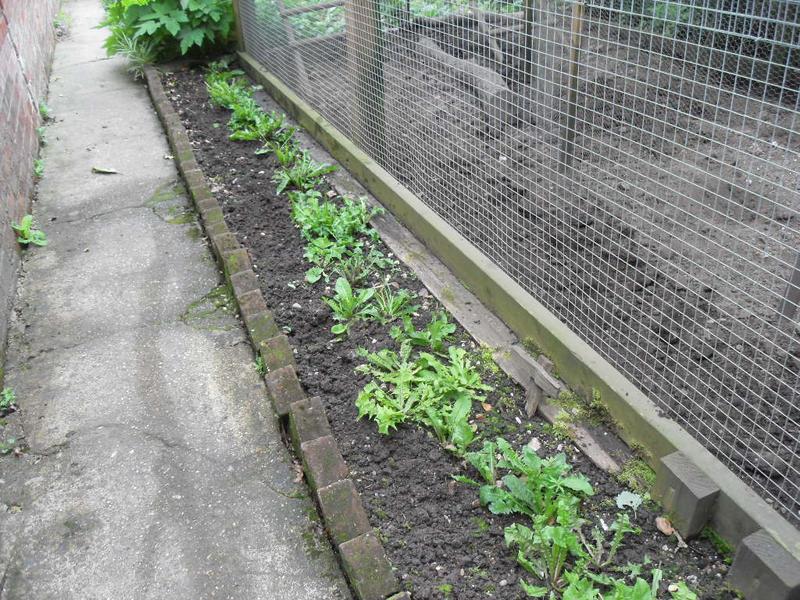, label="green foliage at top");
[101,0,235,63]
[254,0,522,40]
[12,215,48,247]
